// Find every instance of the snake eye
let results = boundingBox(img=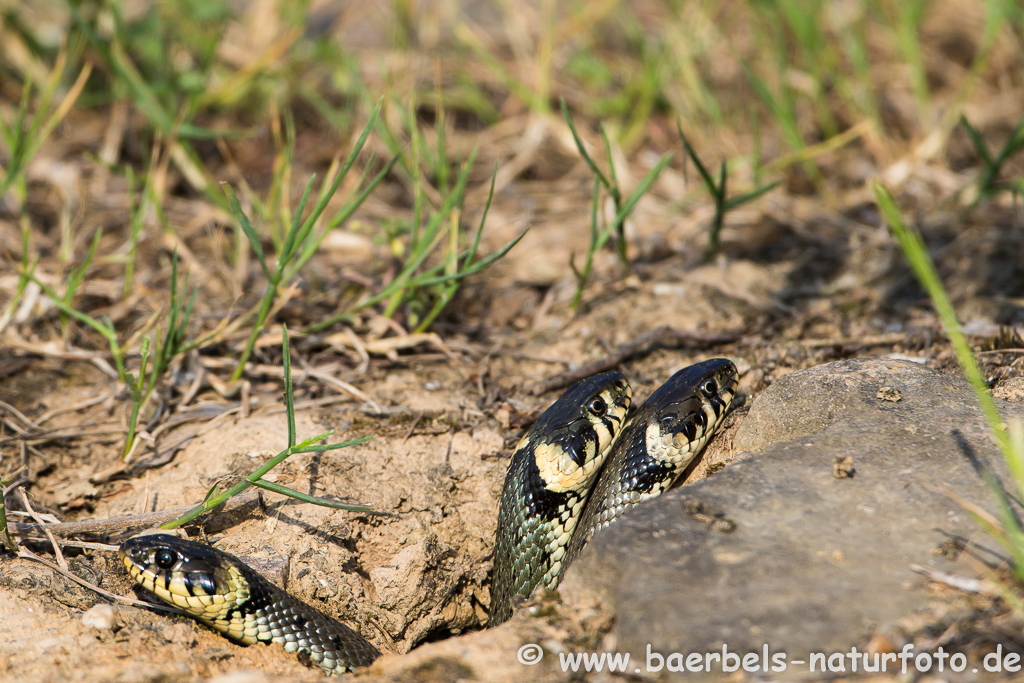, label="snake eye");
[587,396,607,416]
[700,378,718,398]
[155,548,179,570]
